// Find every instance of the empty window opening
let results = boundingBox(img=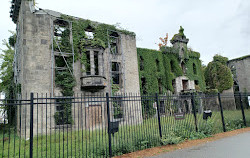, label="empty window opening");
[193,63,197,74]
[53,20,69,49]
[110,31,119,38]
[86,51,91,75]
[181,48,185,55]
[170,60,174,72]
[85,31,94,39]
[112,62,120,84]
[140,56,144,71]
[159,101,165,114]
[158,78,163,94]
[195,80,199,85]
[184,100,189,113]
[55,105,64,125]
[141,77,146,94]
[111,44,118,54]
[182,80,188,90]
[234,81,239,92]
[181,61,186,74]
[172,79,176,90]
[55,98,72,125]
[54,20,68,37]
[156,59,160,72]
[94,51,99,75]
[112,97,123,119]
[110,31,119,54]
